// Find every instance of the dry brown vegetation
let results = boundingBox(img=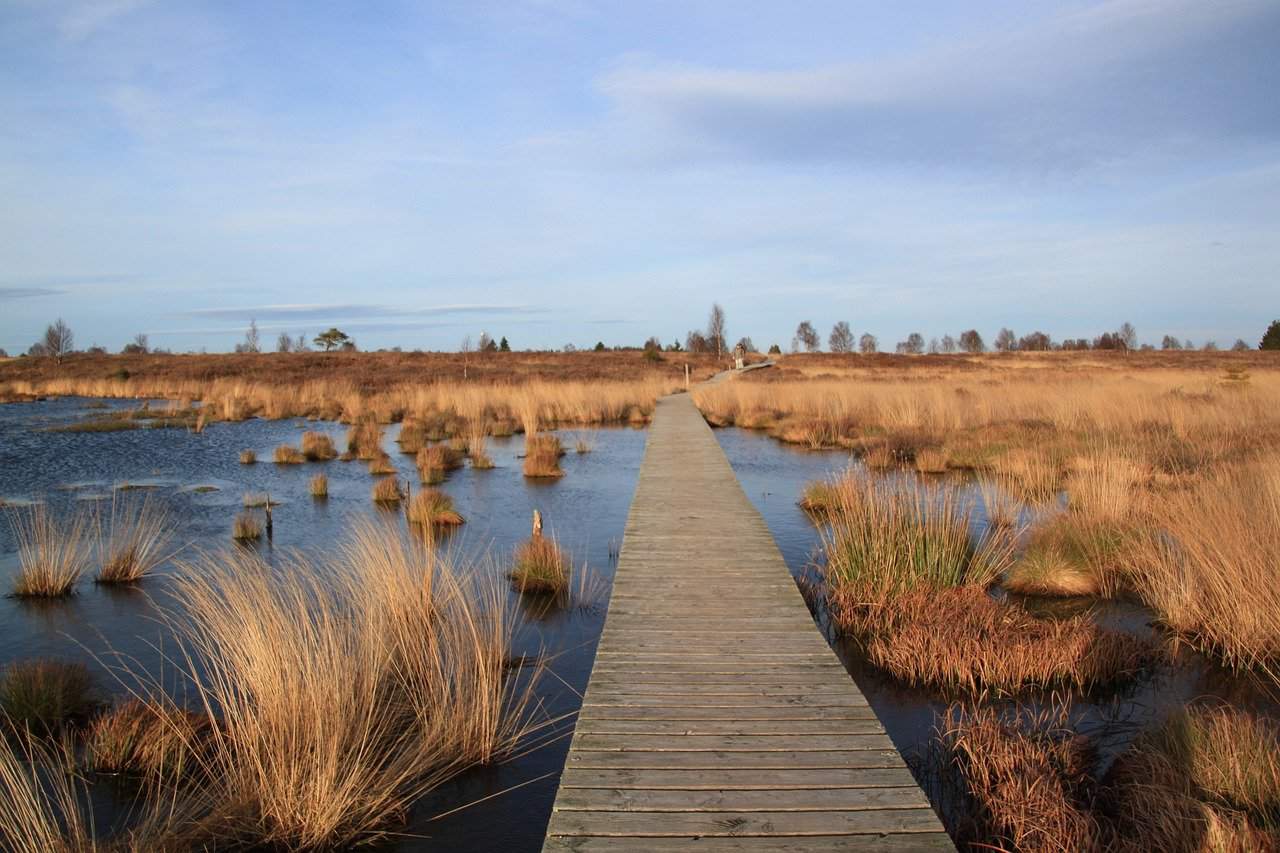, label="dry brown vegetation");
[523,434,564,479]
[509,535,570,595]
[6,504,93,597]
[406,488,464,528]
[96,493,173,584]
[308,473,328,498]
[0,351,707,436]
[371,477,403,504]
[232,511,262,540]
[272,444,305,464]
[706,352,1280,682]
[0,660,96,735]
[300,431,337,461]
[818,473,1159,694]
[155,523,540,847]
[937,704,1280,852]
[238,448,256,464]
